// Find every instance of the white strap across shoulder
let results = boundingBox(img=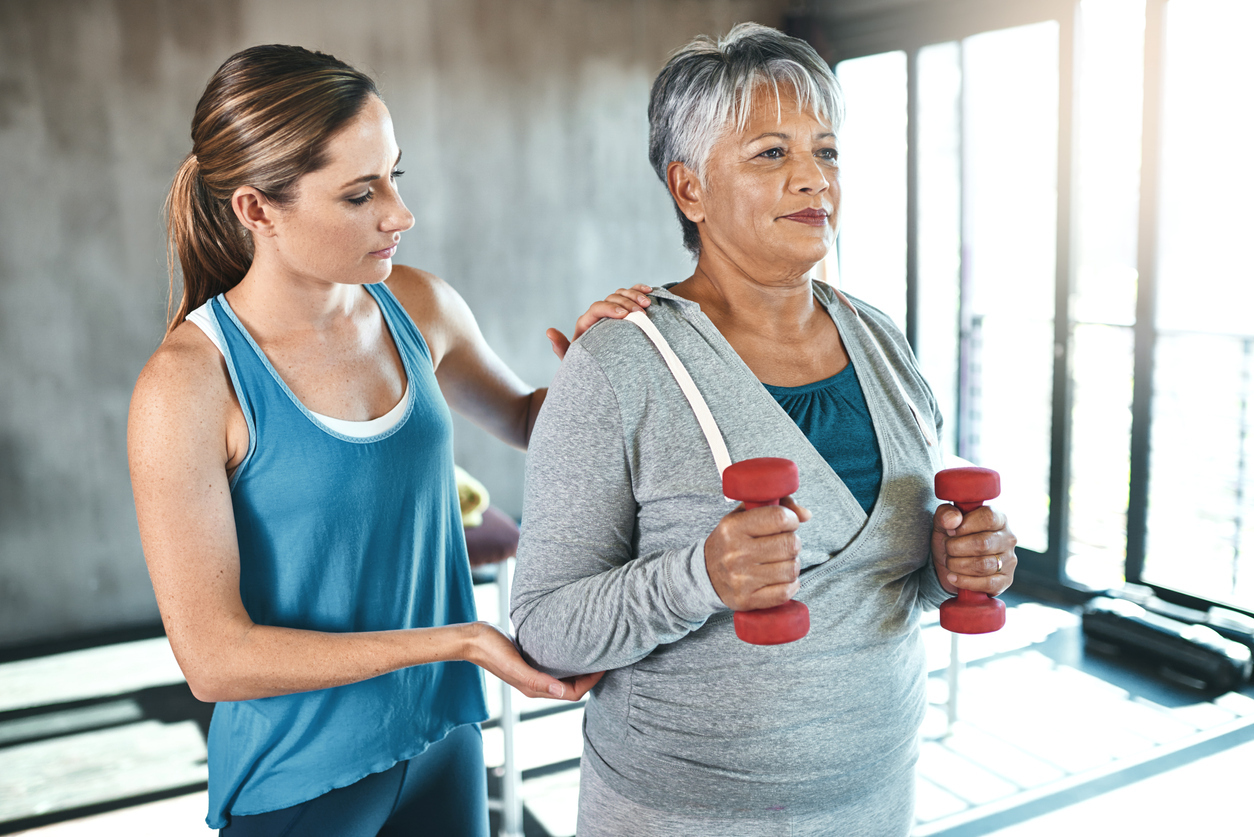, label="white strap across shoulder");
[625,293,933,482]
[625,311,733,475]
